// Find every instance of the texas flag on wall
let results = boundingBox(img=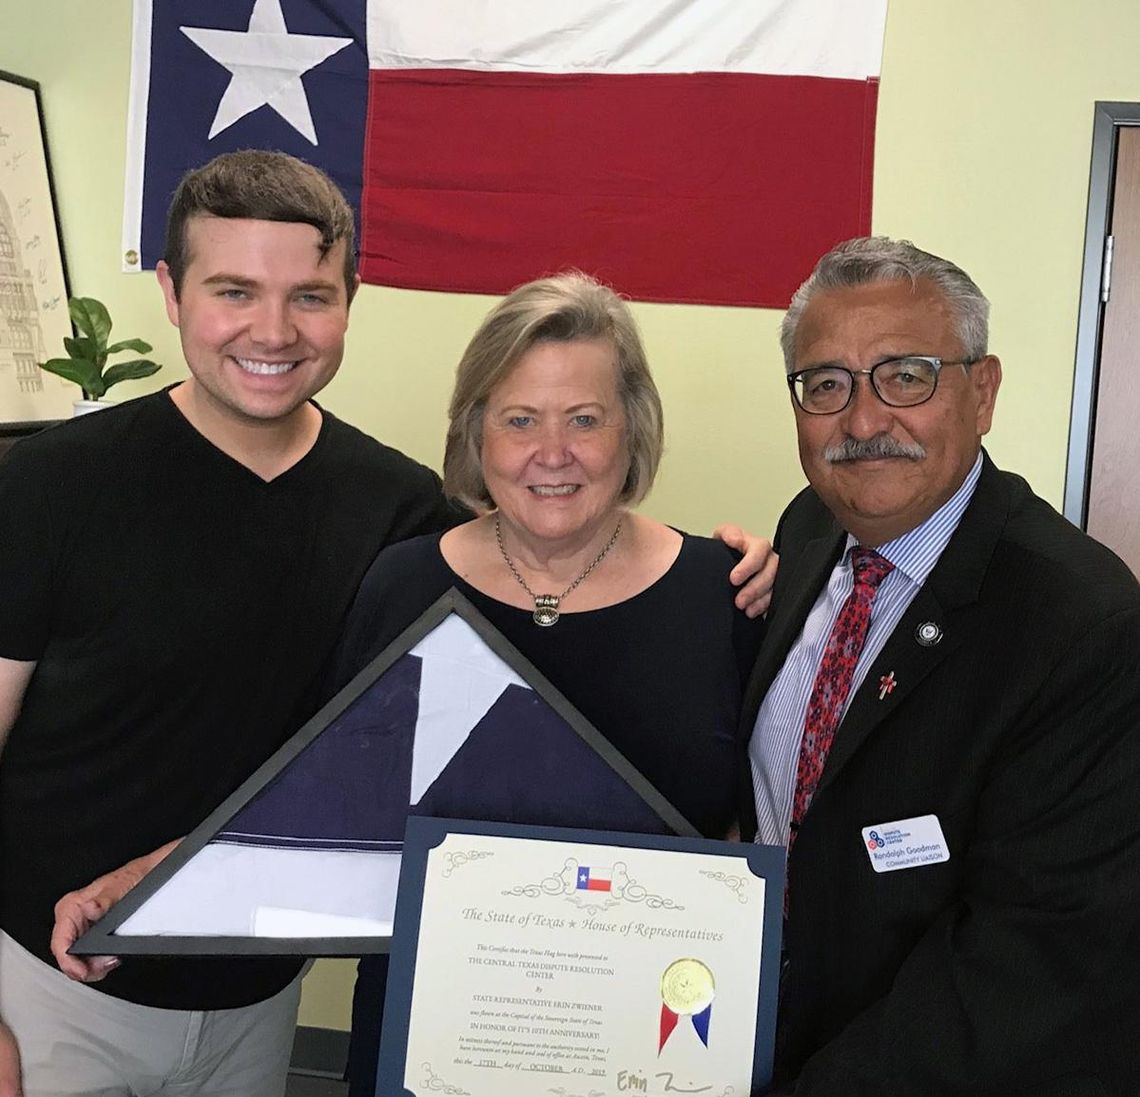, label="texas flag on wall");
[123,0,888,307]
